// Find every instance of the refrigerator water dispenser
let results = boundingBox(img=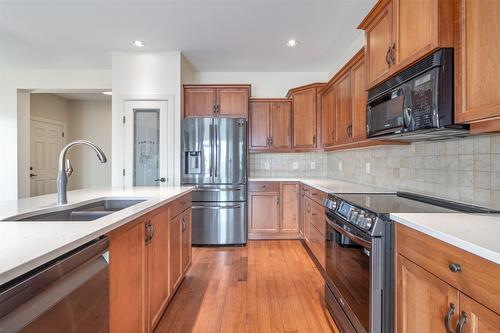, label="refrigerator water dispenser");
[185,151,201,174]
